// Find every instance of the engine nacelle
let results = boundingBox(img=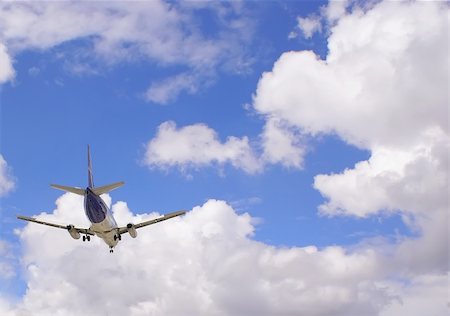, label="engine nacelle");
[127,223,137,238]
[67,225,80,240]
